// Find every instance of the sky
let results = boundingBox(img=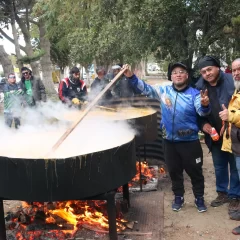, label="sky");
[0,25,25,55]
